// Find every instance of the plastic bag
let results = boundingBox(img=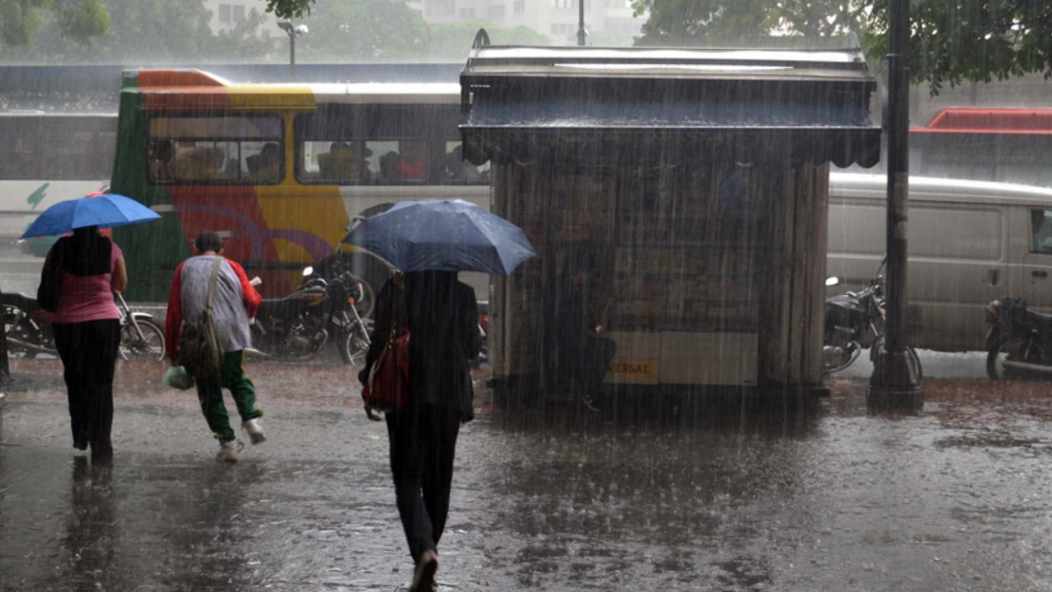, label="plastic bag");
[163,365,194,390]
